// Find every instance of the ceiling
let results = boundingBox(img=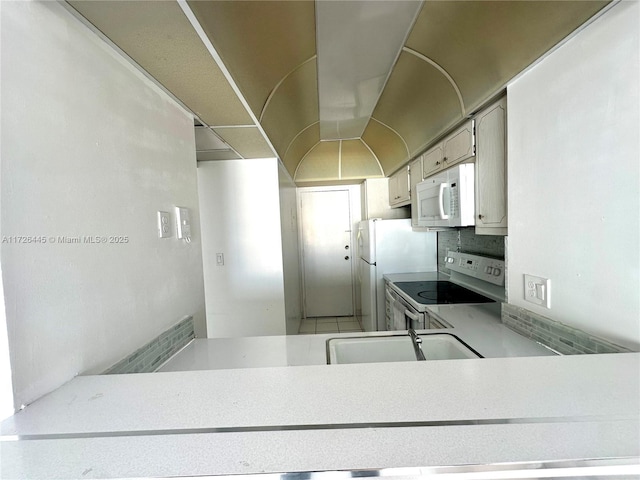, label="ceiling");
[67,0,609,185]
